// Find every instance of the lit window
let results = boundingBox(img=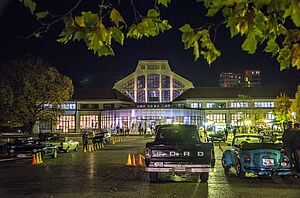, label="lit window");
[147,74,160,88]
[191,103,201,108]
[161,75,170,88]
[148,90,159,102]
[80,115,99,129]
[173,90,183,100]
[254,102,274,107]
[162,90,170,102]
[61,103,76,110]
[206,114,226,123]
[137,75,145,89]
[122,79,134,89]
[173,79,185,88]
[57,115,76,132]
[207,103,214,108]
[230,102,249,108]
